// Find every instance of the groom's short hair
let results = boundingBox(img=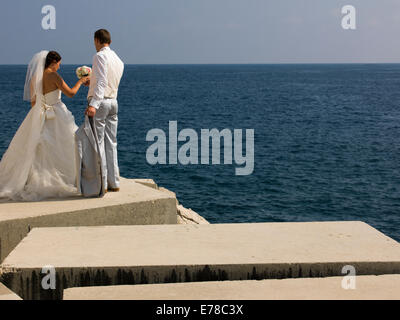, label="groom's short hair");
[94,29,111,44]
